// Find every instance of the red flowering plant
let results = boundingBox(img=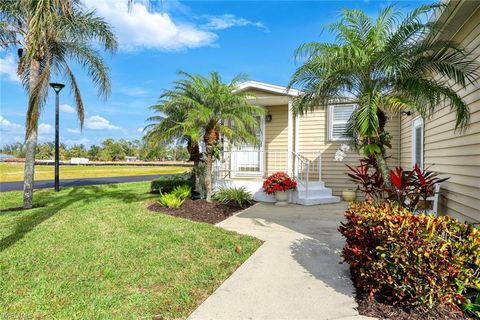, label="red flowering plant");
[262,172,297,194]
